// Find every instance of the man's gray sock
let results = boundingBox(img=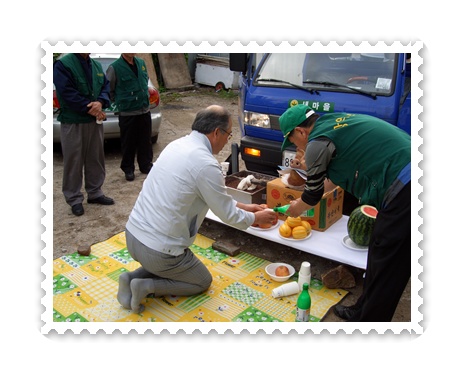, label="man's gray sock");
[117,272,132,309]
[117,268,153,310]
[130,278,155,313]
